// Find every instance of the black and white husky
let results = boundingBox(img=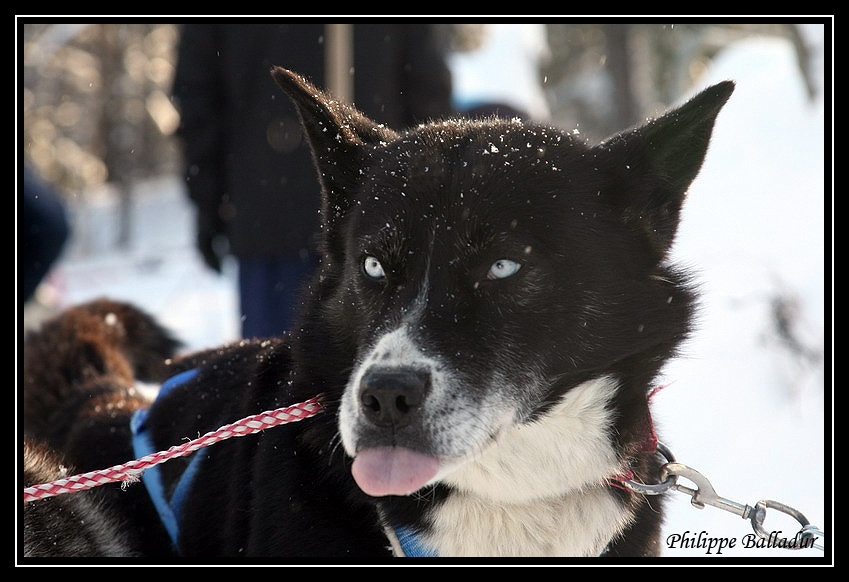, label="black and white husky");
[22,69,733,558]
